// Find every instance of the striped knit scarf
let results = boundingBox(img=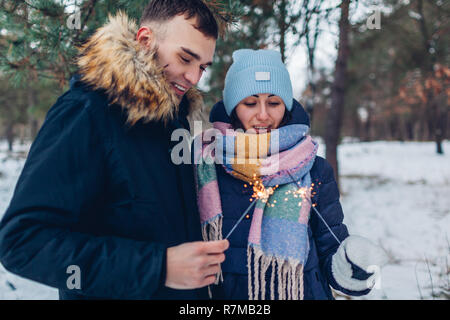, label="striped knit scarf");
[193,122,318,300]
